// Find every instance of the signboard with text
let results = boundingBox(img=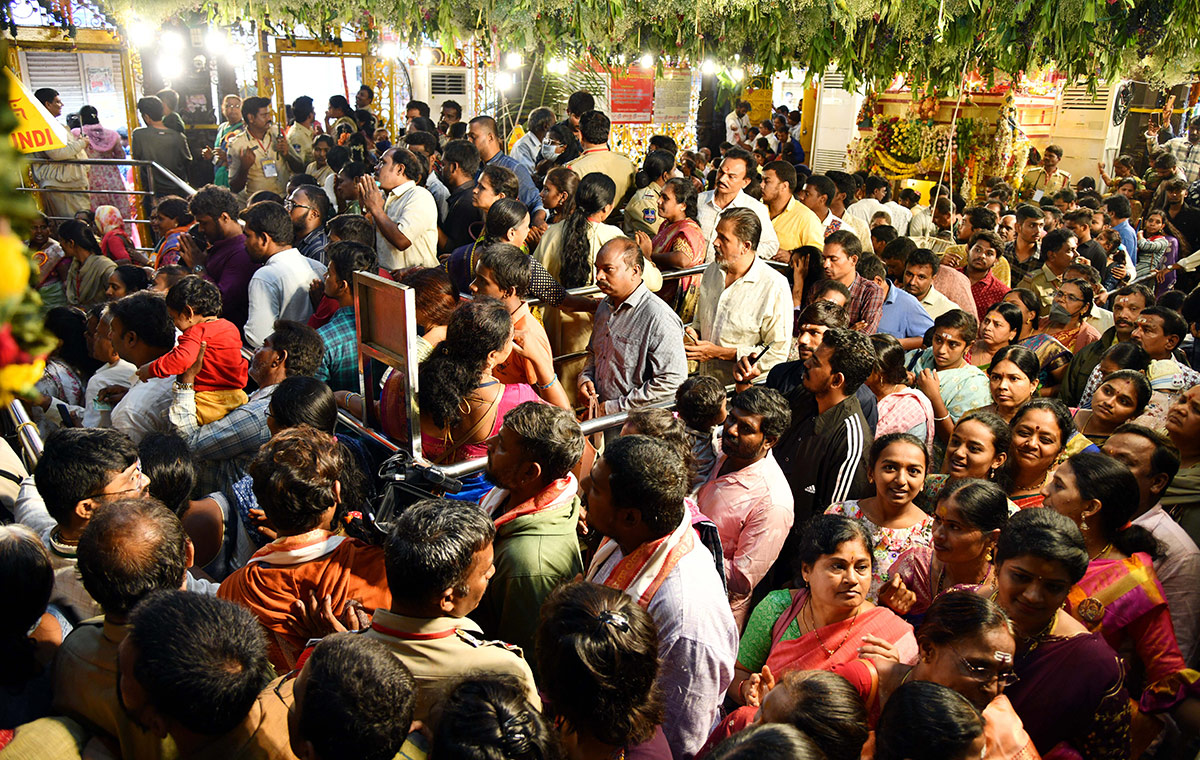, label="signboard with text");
[653,73,692,124]
[609,69,654,123]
